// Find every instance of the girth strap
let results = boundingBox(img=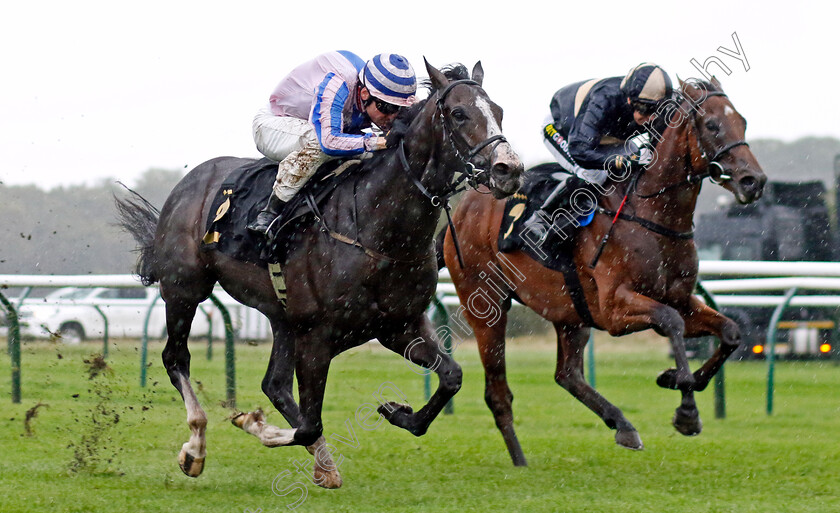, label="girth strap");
[558,256,597,328]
